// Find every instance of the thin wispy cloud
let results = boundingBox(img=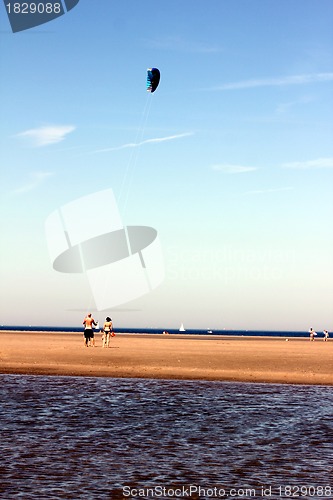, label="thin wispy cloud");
[281,157,333,169]
[211,164,258,174]
[275,95,315,115]
[146,36,222,54]
[245,187,293,195]
[16,125,75,147]
[12,171,54,194]
[211,72,333,91]
[94,132,194,153]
